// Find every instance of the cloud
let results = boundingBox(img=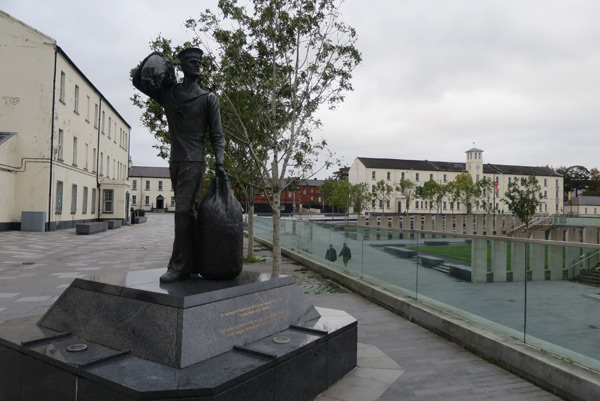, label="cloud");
[4,0,600,175]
